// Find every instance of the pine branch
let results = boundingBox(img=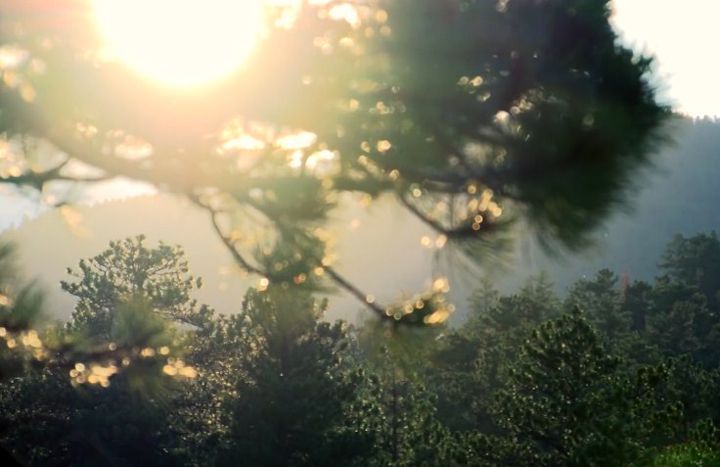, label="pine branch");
[190,194,388,319]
